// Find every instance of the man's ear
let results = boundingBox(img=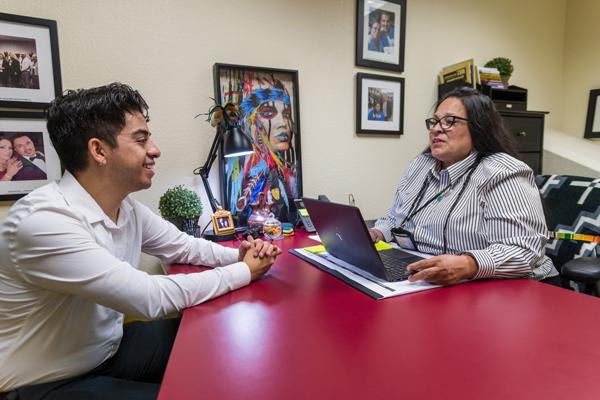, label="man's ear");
[88,138,109,166]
